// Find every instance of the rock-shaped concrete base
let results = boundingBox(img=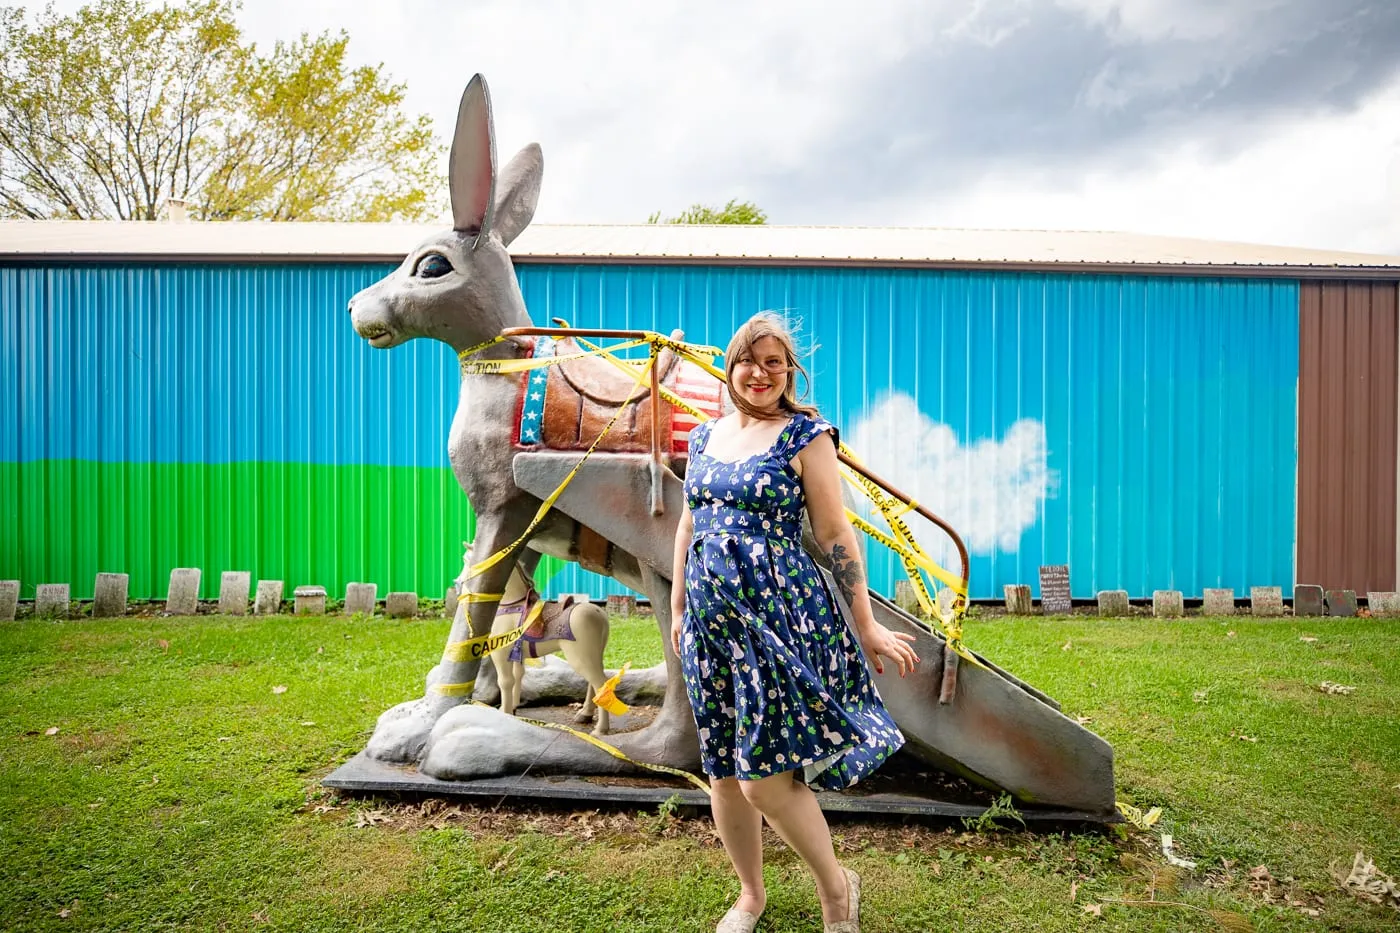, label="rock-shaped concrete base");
[421,704,628,780]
